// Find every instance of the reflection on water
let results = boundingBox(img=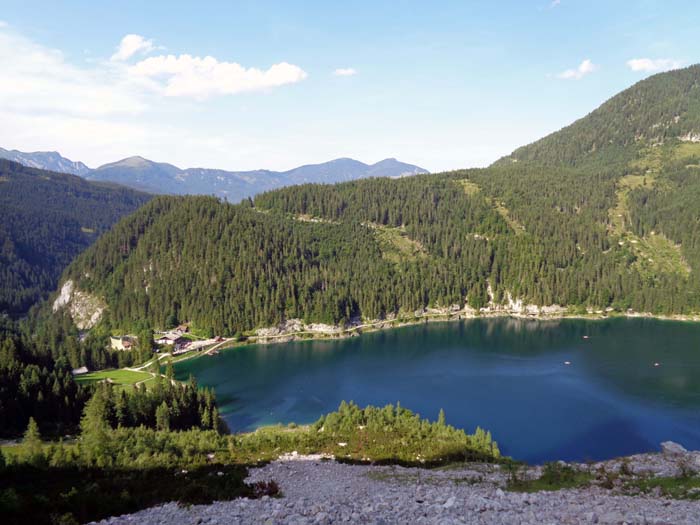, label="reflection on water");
[176,318,700,463]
